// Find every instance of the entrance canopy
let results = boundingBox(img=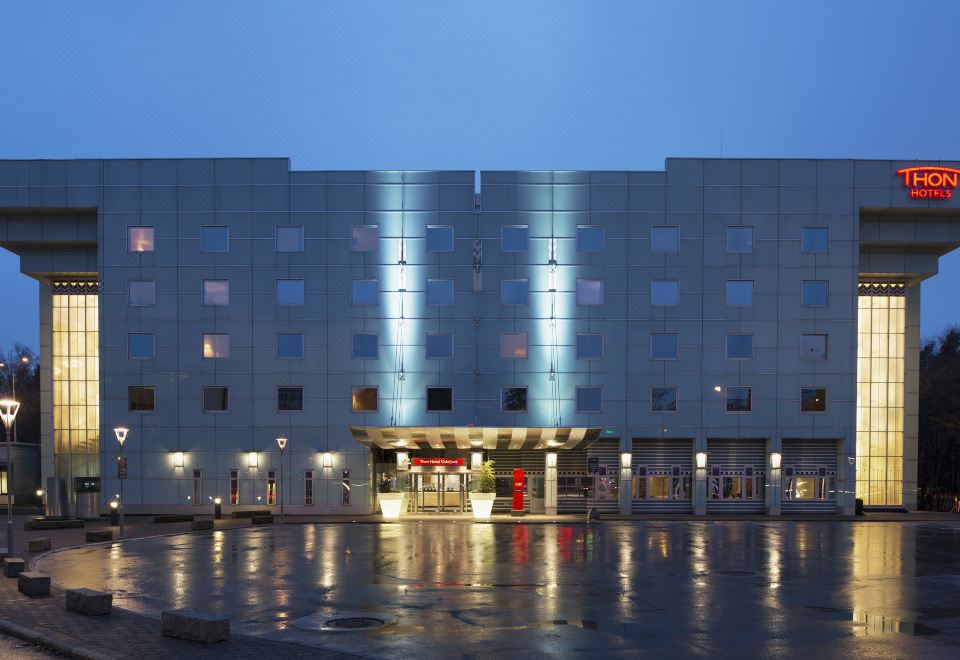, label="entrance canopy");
[350,426,602,451]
